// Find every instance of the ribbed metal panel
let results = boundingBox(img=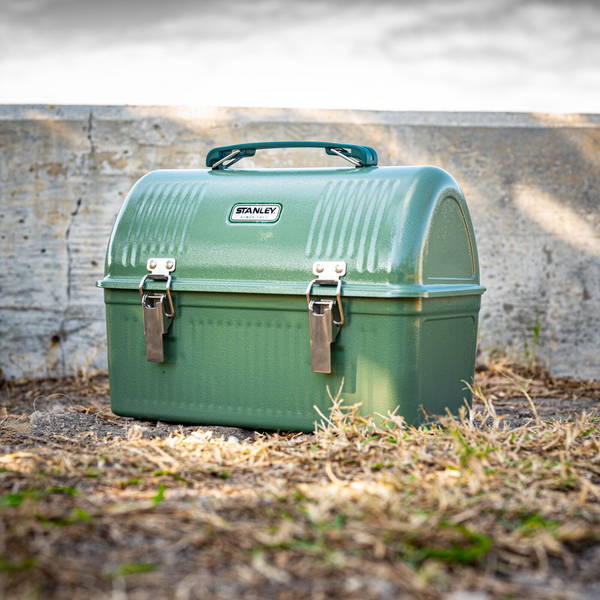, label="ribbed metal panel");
[304,178,398,272]
[120,183,207,267]
[181,311,315,418]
